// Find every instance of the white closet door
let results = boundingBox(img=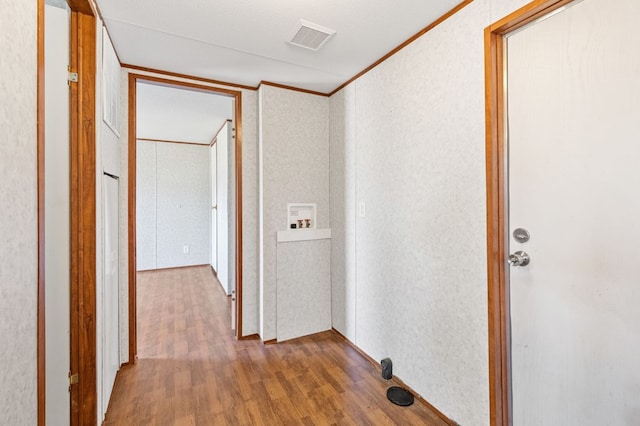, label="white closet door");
[44,2,71,424]
[102,174,120,415]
